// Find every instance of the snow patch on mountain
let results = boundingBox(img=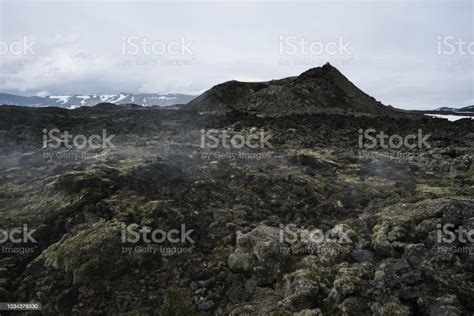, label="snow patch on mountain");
[50,95,72,104]
[0,93,196,108]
